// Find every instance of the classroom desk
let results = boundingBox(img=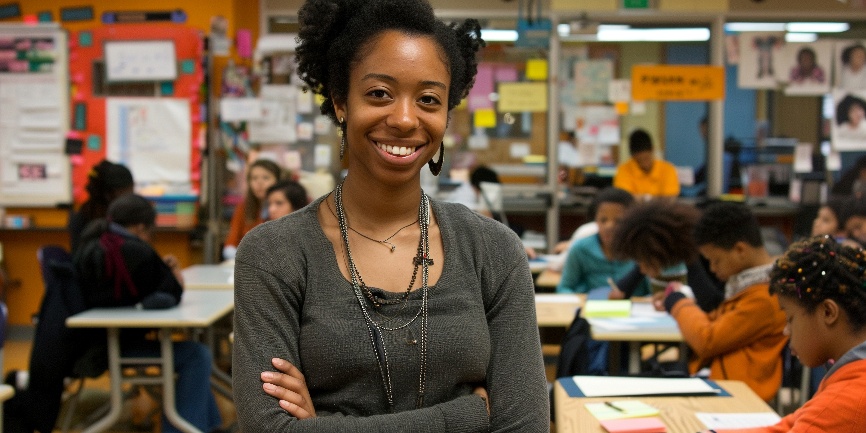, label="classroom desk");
[554,379,776,433]
[66,290,234,433]
[534,269,562,291]
[181,264,234,290]
[588,301,683,374]
[535,293,582,327]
